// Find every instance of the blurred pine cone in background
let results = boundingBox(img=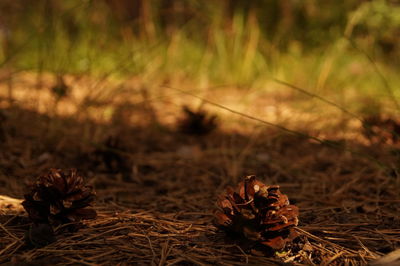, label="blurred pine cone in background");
[178,106,218,136]
[362,115,400,145]
[22,169,97,225]
[51,75,69,100]
[93,136,130,174]
[215,175,299,250]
